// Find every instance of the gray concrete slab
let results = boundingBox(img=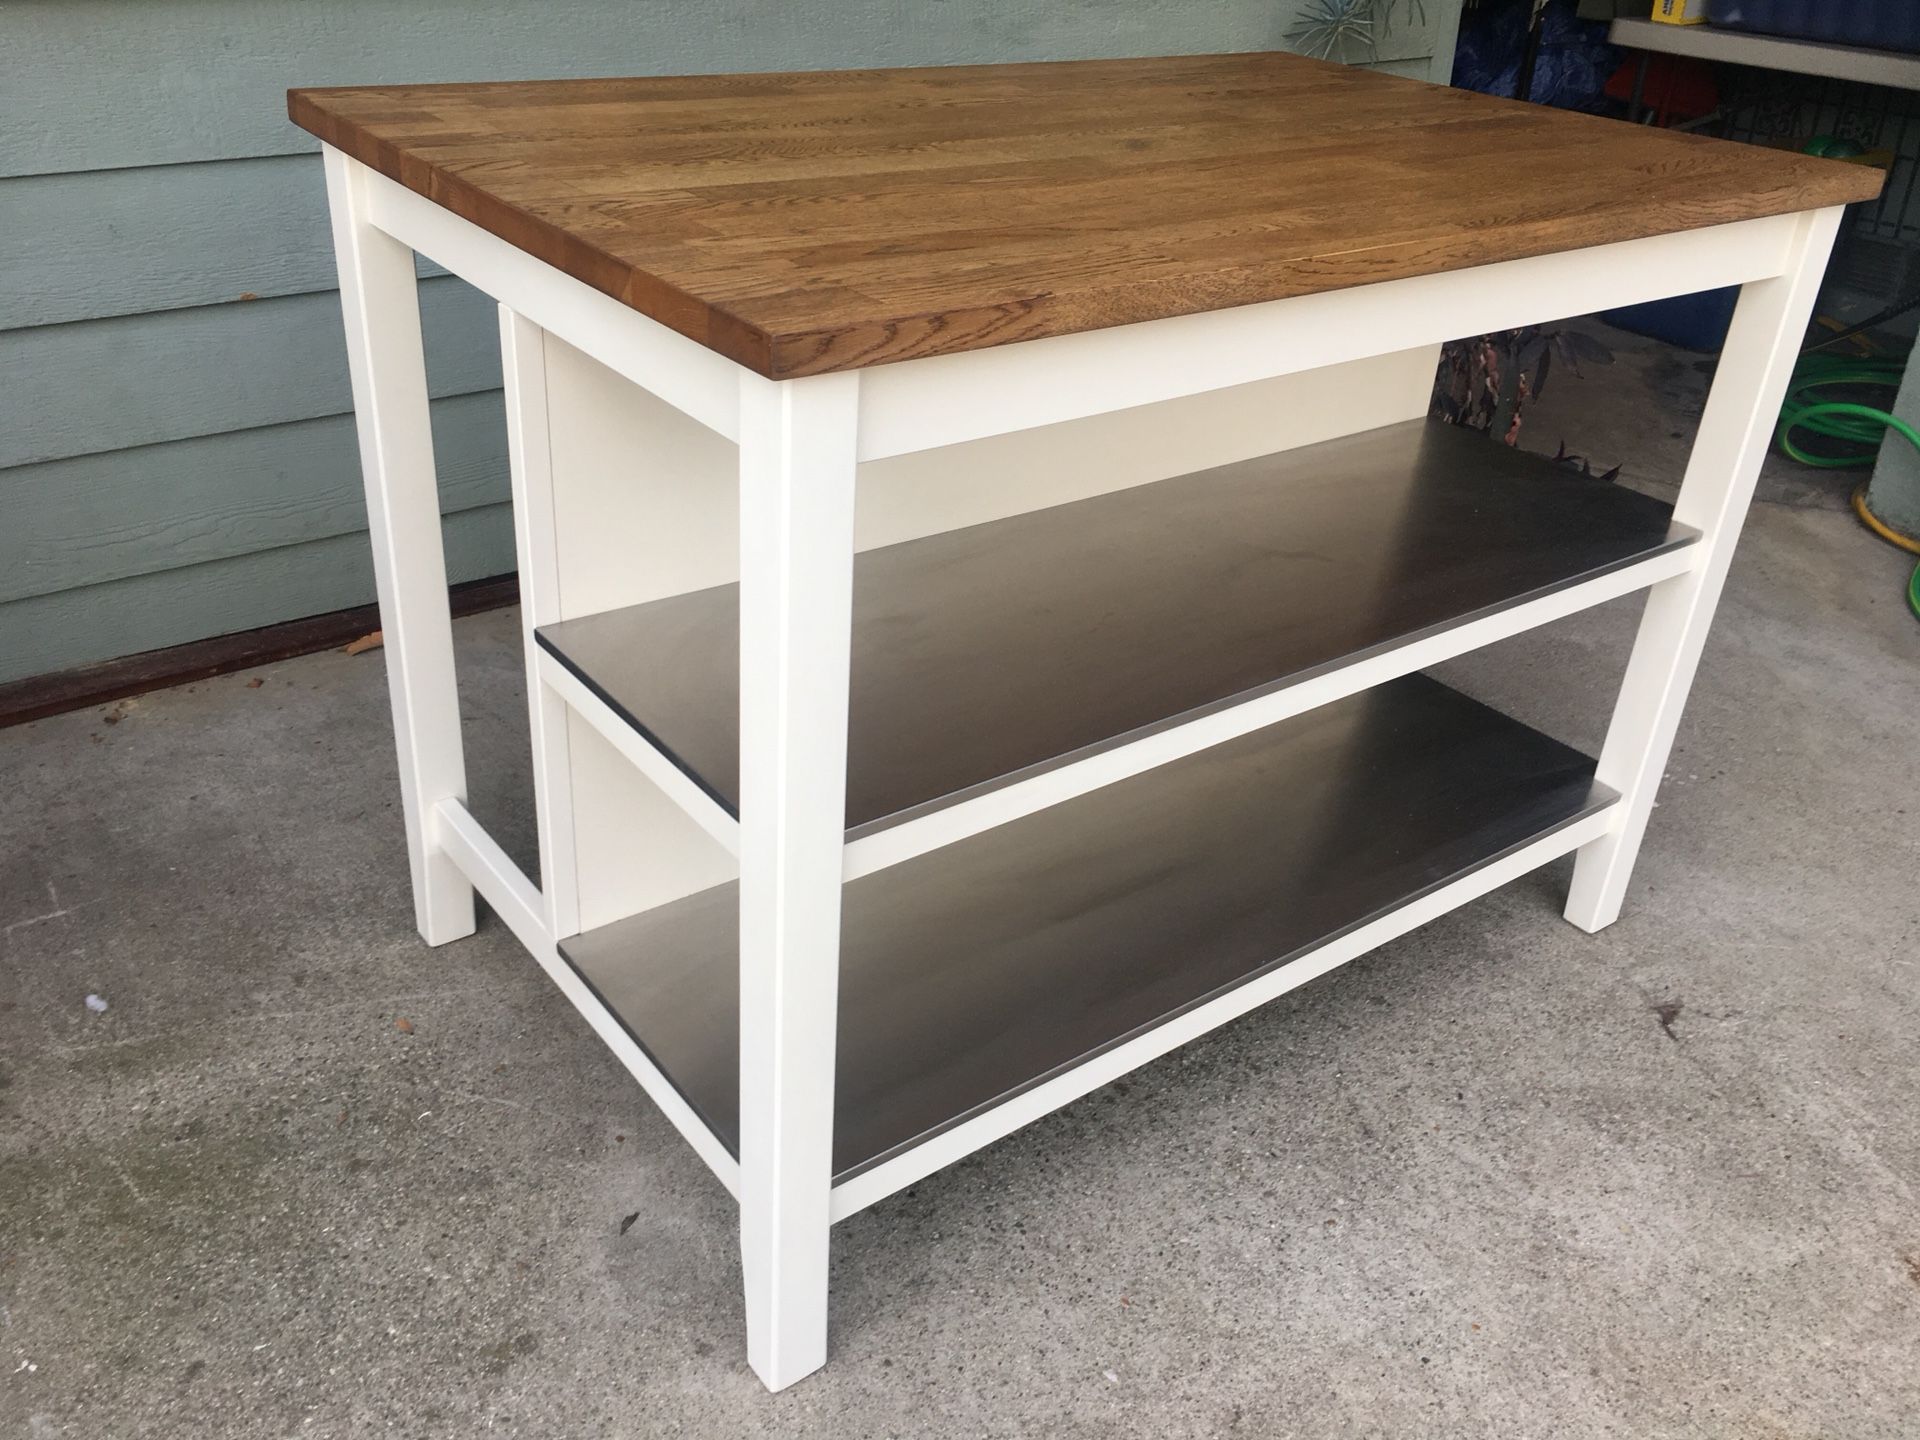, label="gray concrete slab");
[3,326,1919,1438]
